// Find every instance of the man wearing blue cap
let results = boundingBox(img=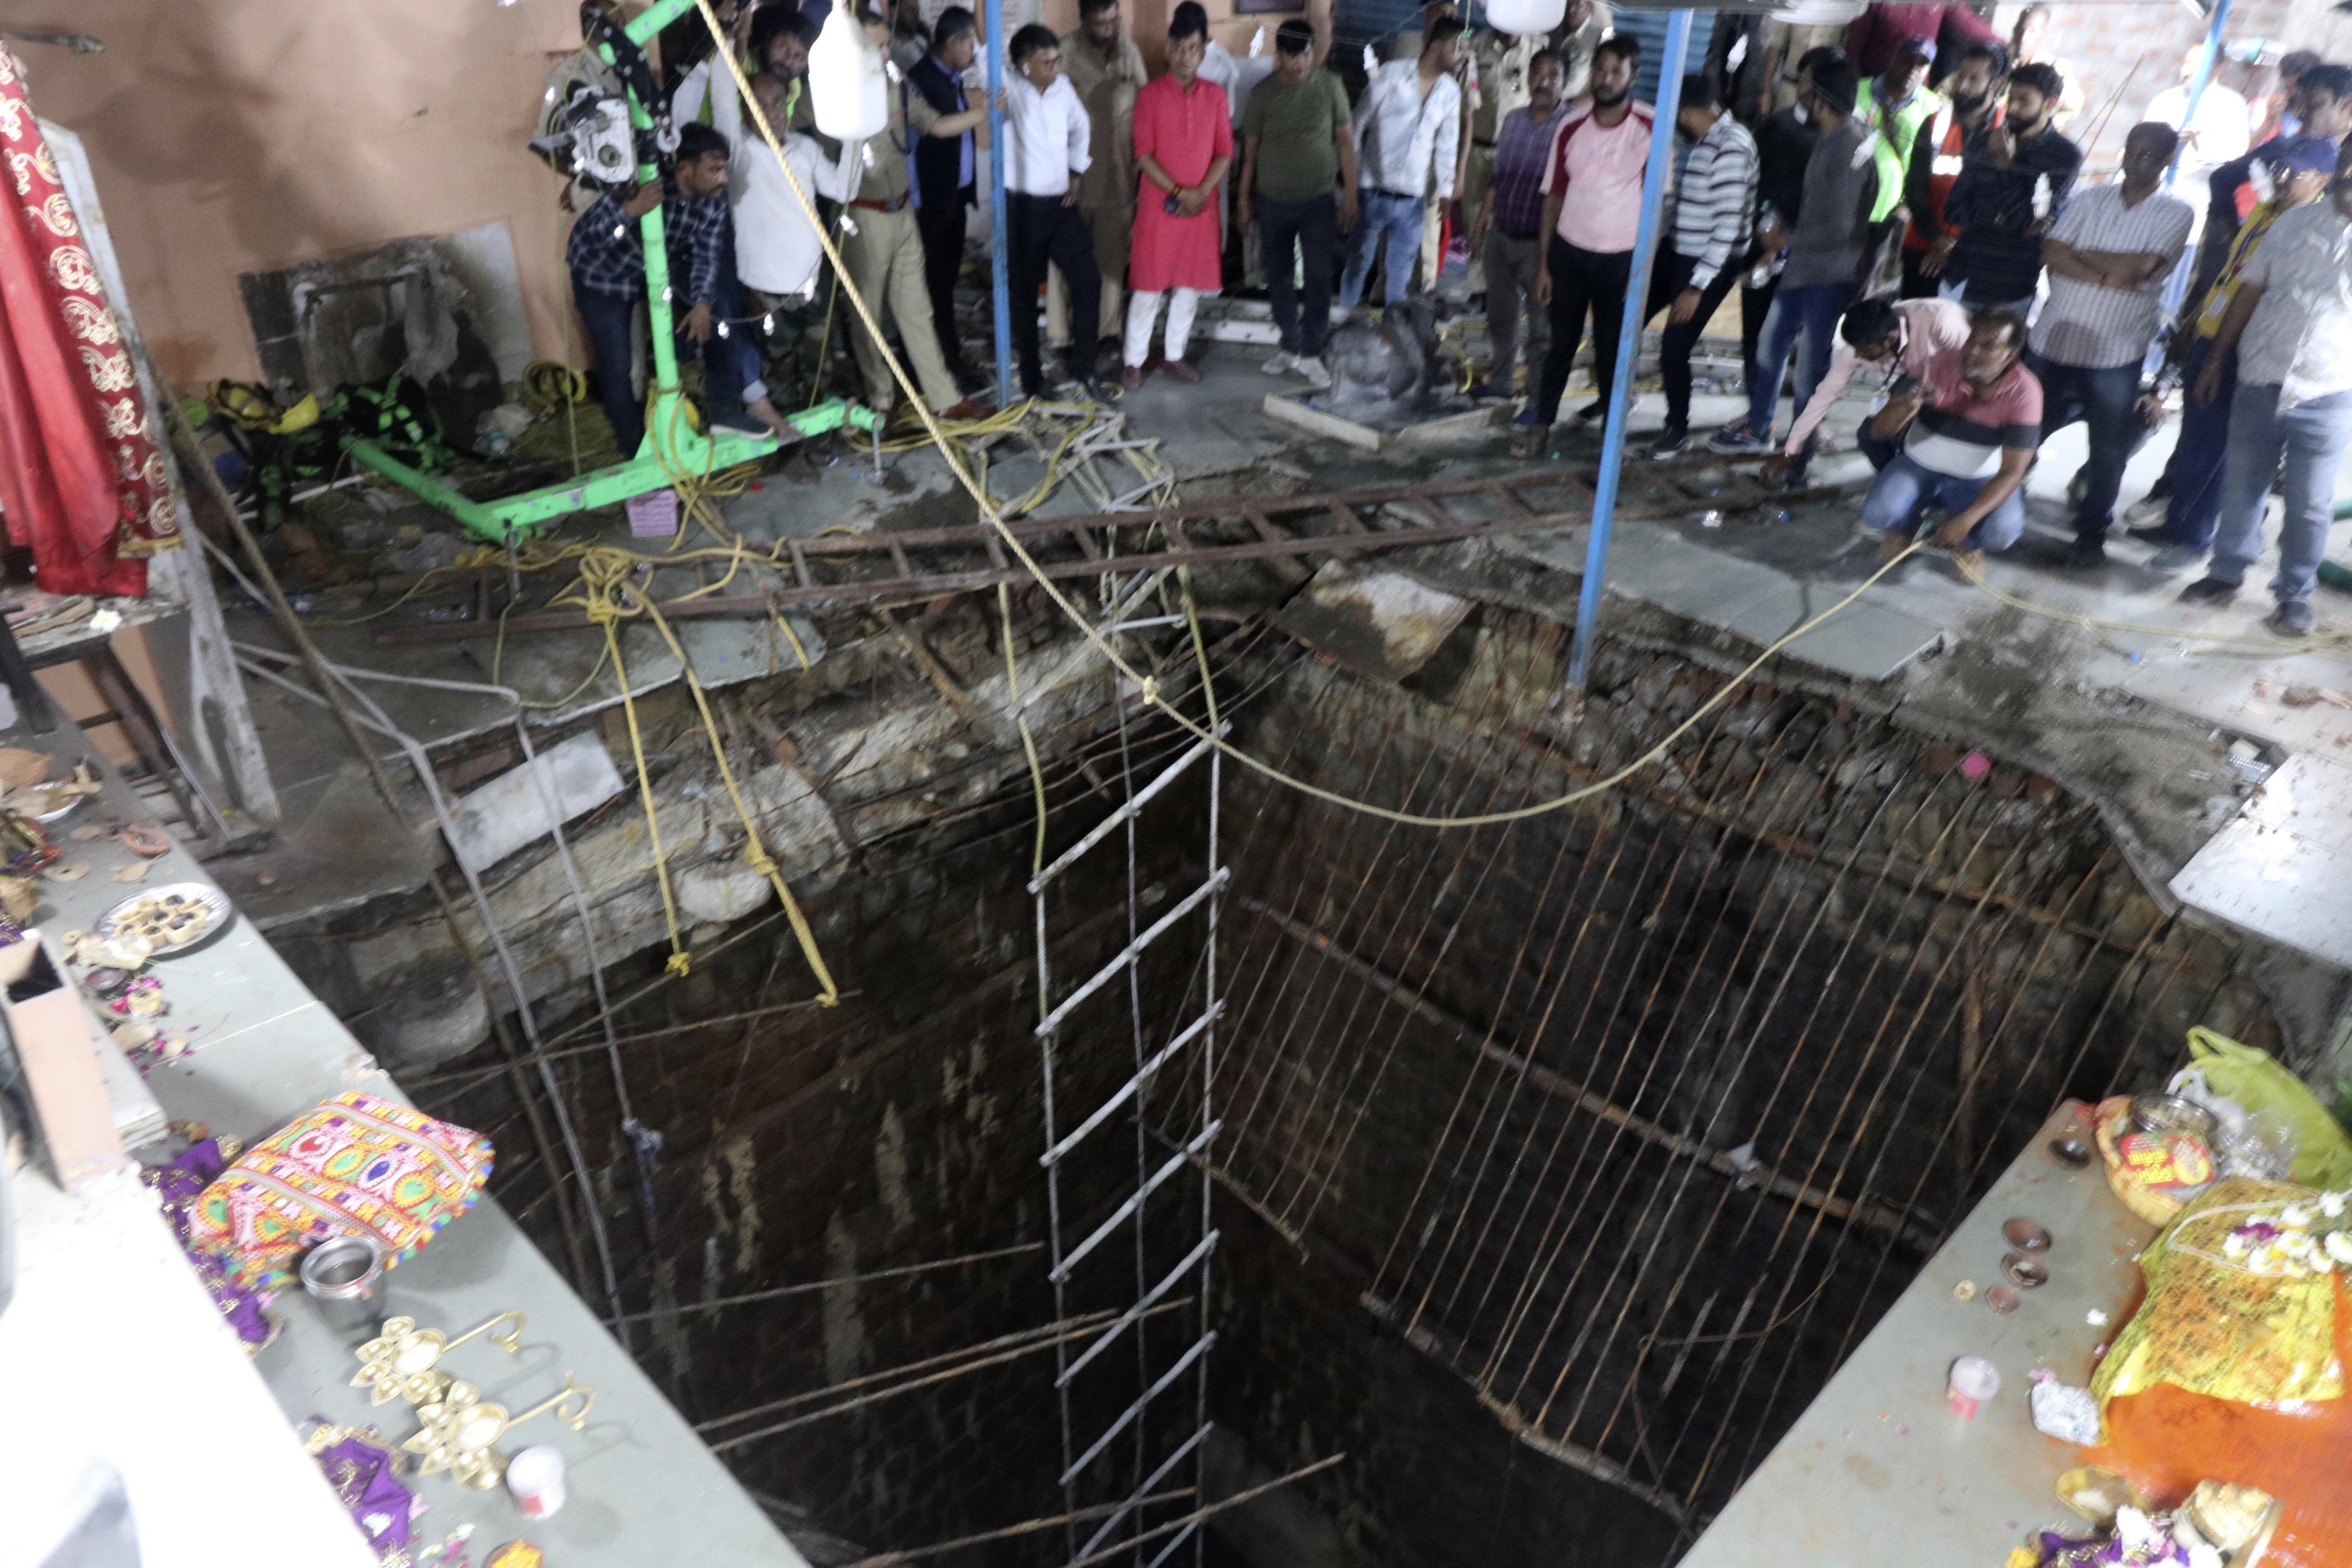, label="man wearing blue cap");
[2134,134,2339,571]
[2024,120,2193,567]
[2180,140,2352,637]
